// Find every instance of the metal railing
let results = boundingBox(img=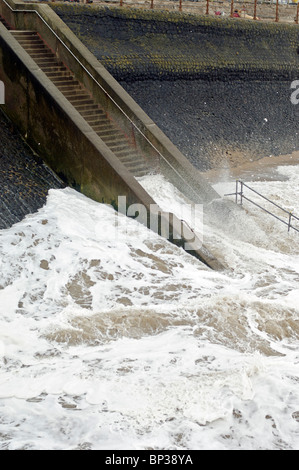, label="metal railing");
[225,179,299,233]
[110,0,299,24]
